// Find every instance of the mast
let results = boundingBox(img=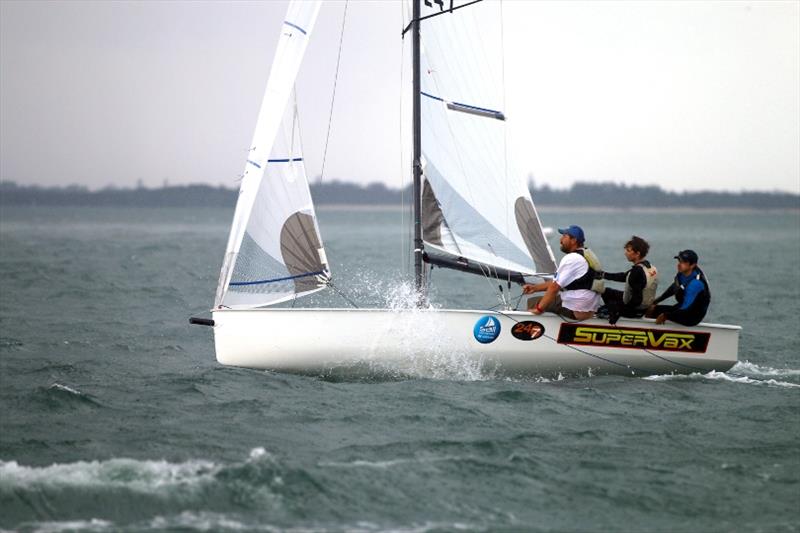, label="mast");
[412,0,424,297]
